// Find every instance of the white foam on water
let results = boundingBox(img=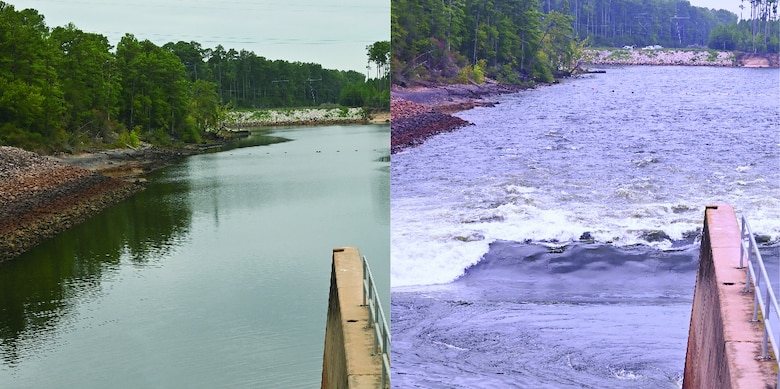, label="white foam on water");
[432,341,469,351]
[392,66,780,288]
[610,368,642,380]
[392,173,779,286]
[391,198,491,287]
